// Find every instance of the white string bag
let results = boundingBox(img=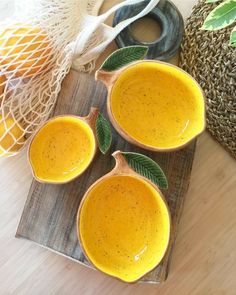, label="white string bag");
[0,0,159,157]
